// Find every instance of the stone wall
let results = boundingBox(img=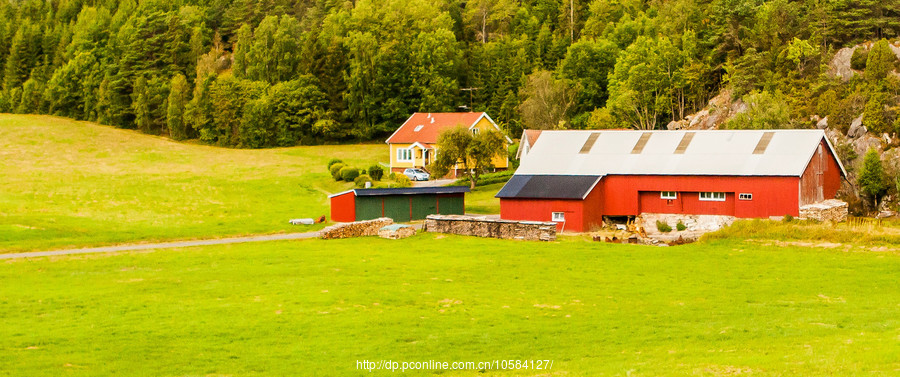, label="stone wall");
[799,199,849,222]
[320,218,394,239]
[424,215,556,241]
